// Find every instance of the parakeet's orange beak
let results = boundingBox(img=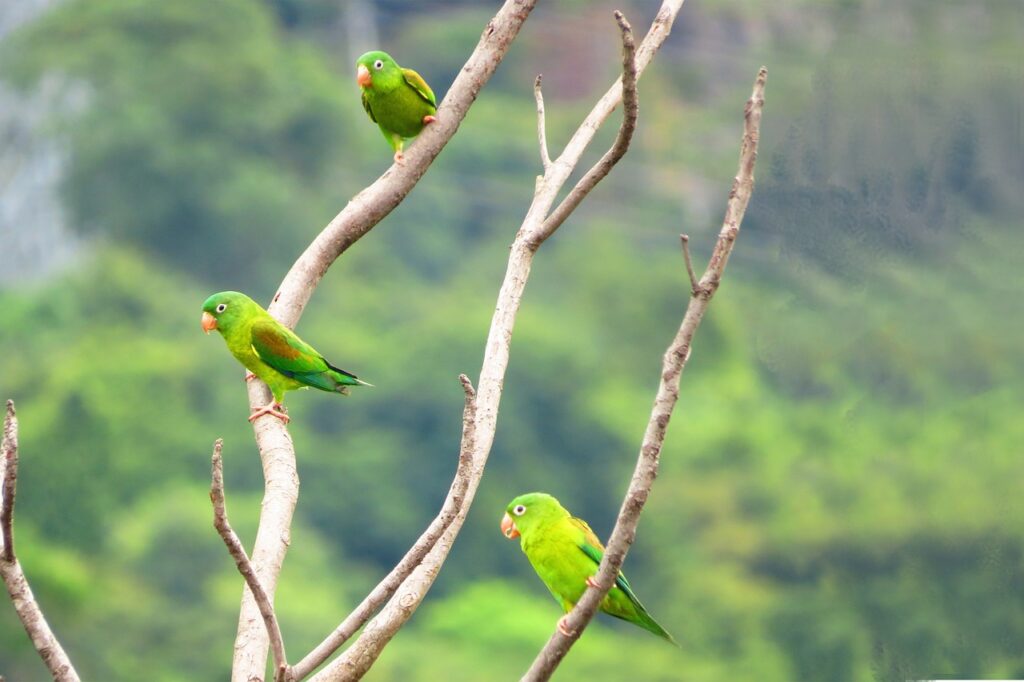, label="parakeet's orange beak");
[500,513,519,539]
[356,64,372,87]
[201,311,217,334]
